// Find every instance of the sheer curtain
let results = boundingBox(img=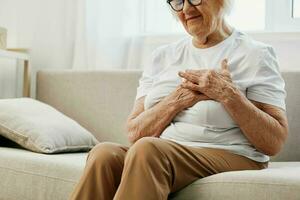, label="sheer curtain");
[72,0,146,70]
[71,0,300,74]
[70,0,268,70]
[71,0,185,70]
